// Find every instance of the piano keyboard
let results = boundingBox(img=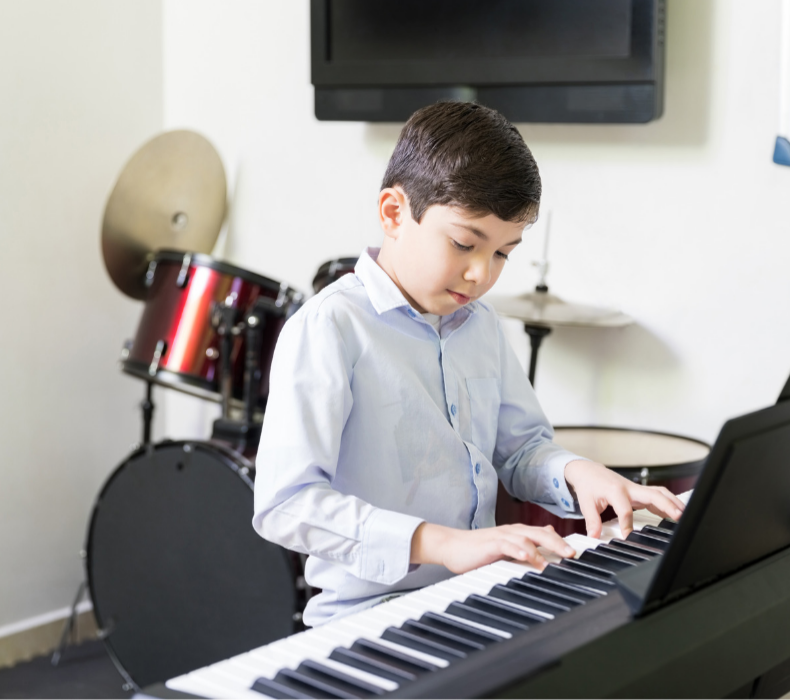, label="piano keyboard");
[164,503,686,699]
